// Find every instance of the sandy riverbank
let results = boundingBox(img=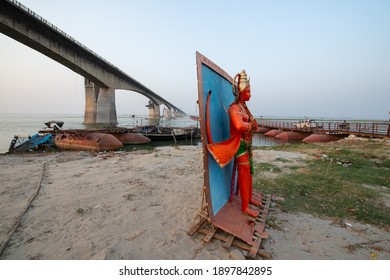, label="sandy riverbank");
[0,145,389,260]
